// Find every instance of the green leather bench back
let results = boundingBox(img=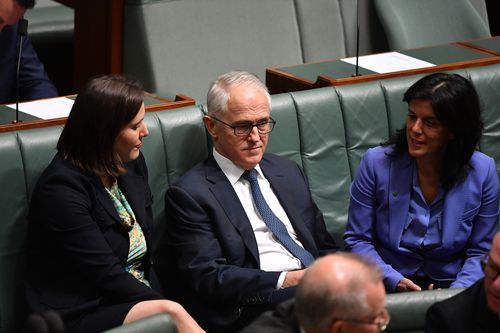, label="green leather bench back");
[2,63,500,332]
[375,0,491,50]
[122,0,389,102]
